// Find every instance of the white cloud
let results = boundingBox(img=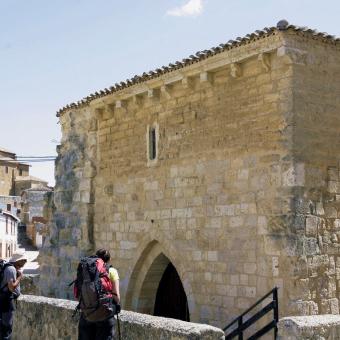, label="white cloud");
[167,0,203,17]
